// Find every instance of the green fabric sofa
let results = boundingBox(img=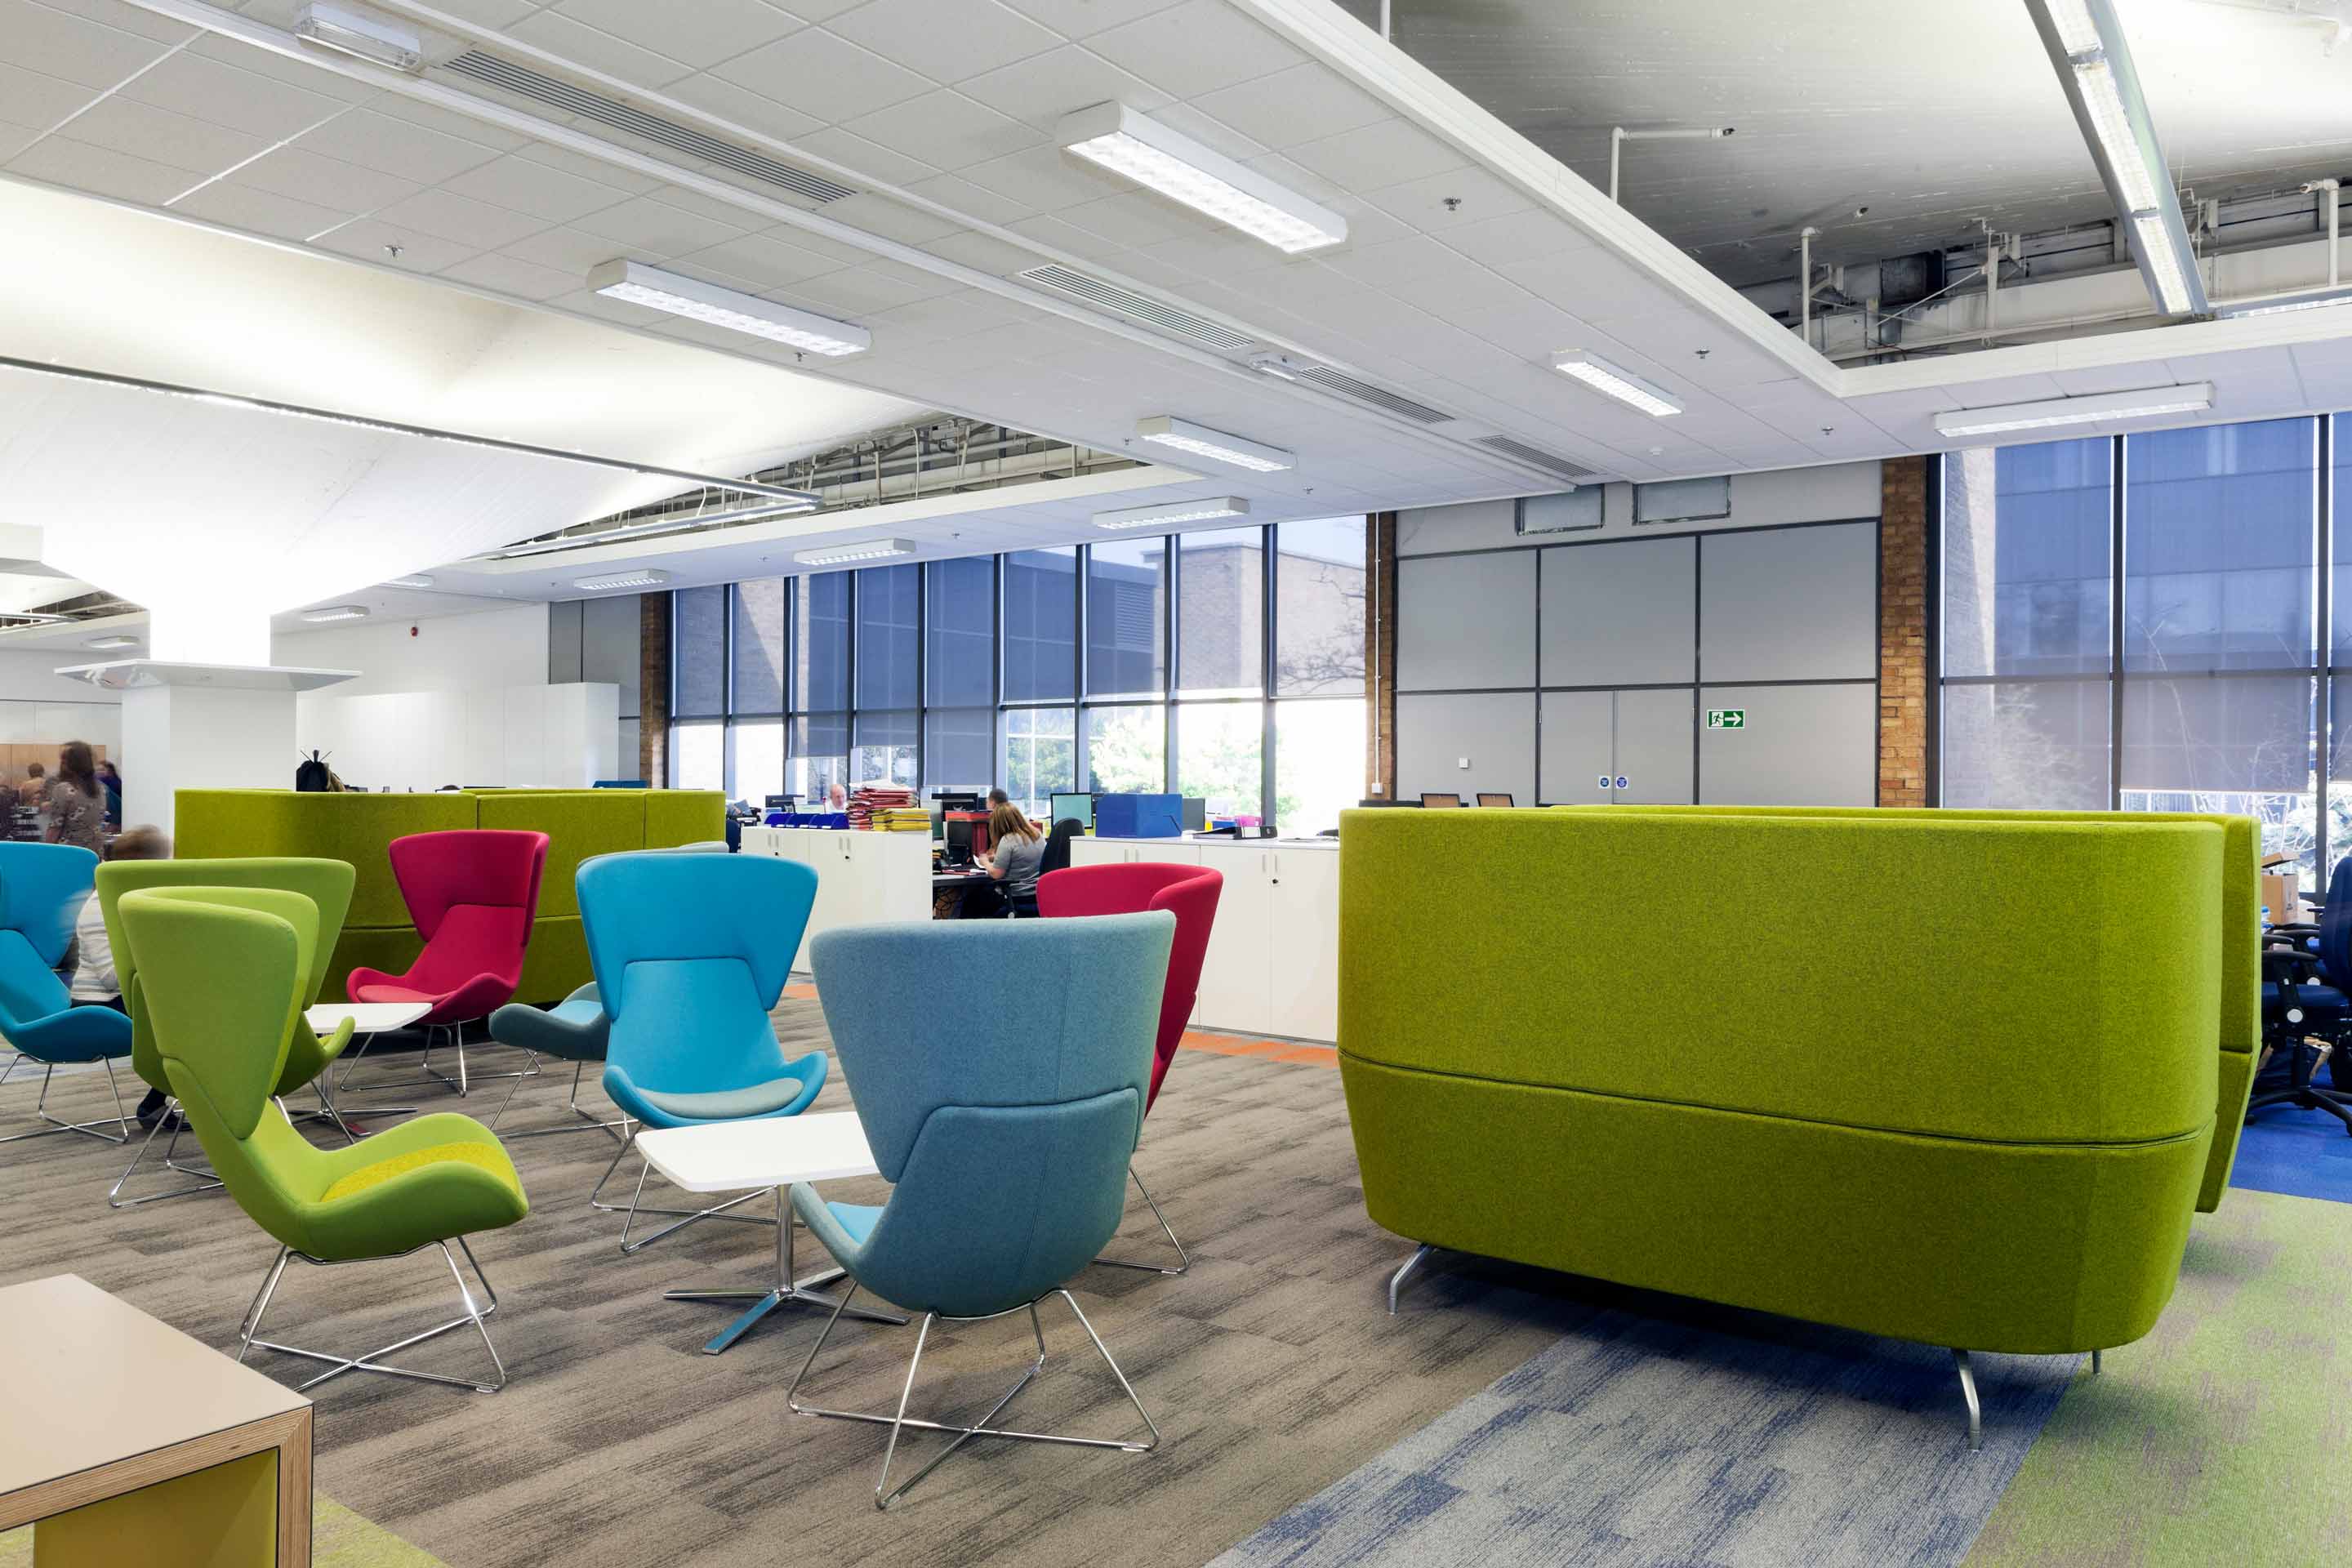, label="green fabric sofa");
[1340,806,2225,1357]
[1560,803,2258,1210]
[174,788,725,1004]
